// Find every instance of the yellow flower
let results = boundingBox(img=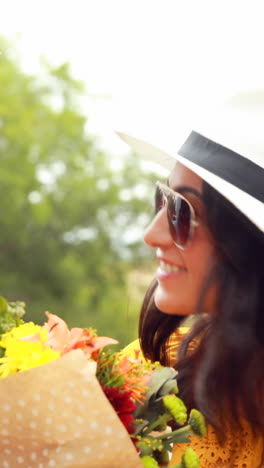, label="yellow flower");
[0,322,44,348]
[0,322,60,377]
